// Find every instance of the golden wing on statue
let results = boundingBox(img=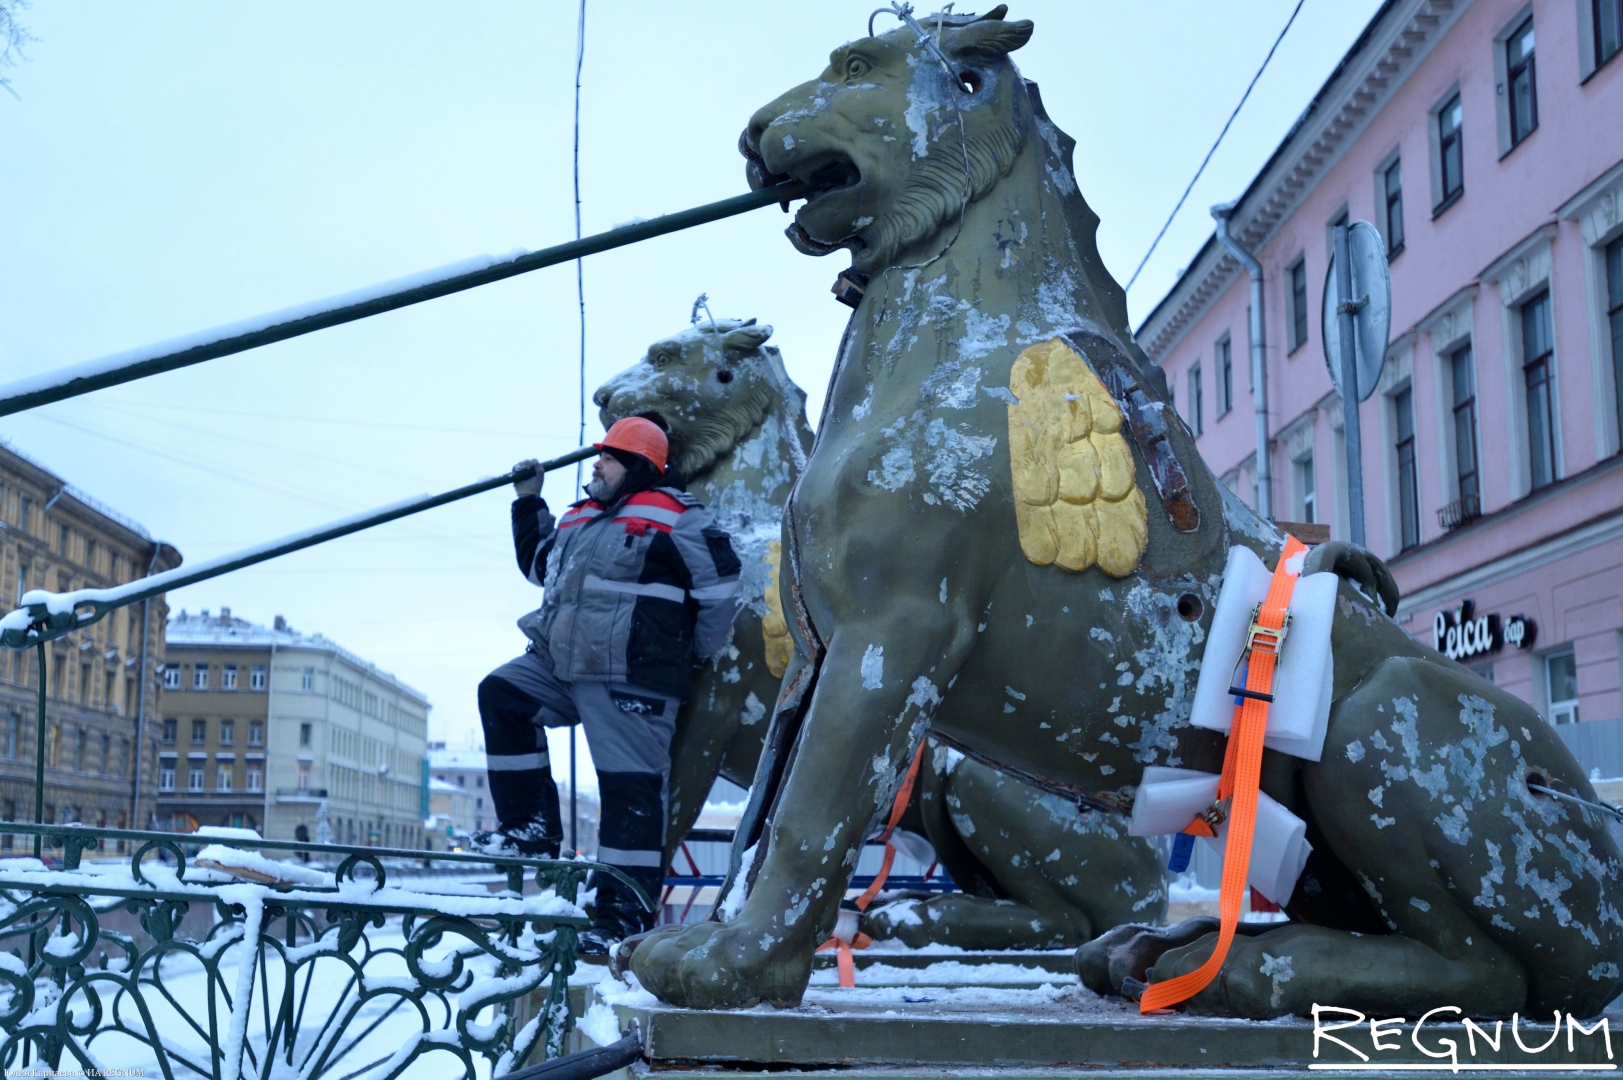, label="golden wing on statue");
[1007,338,1148,577]
[762,539,794,678]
